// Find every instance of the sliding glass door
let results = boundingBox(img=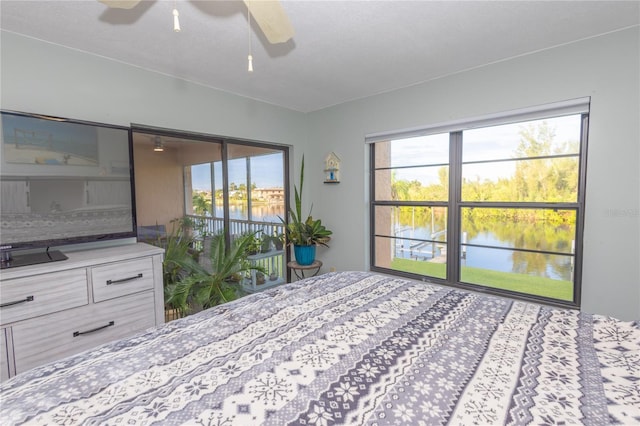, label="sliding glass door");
[133,131,289,276]
[184,143,287,240]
